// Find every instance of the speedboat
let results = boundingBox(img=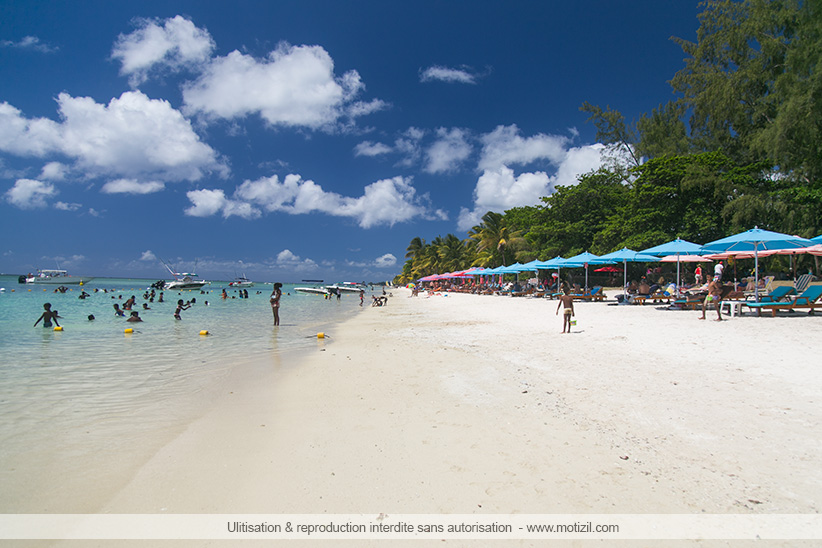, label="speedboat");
[228,275,254,288]
[162,261,209,290]
[326,282,367,293]
[20,269,94,285]
[294,286,329,295]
